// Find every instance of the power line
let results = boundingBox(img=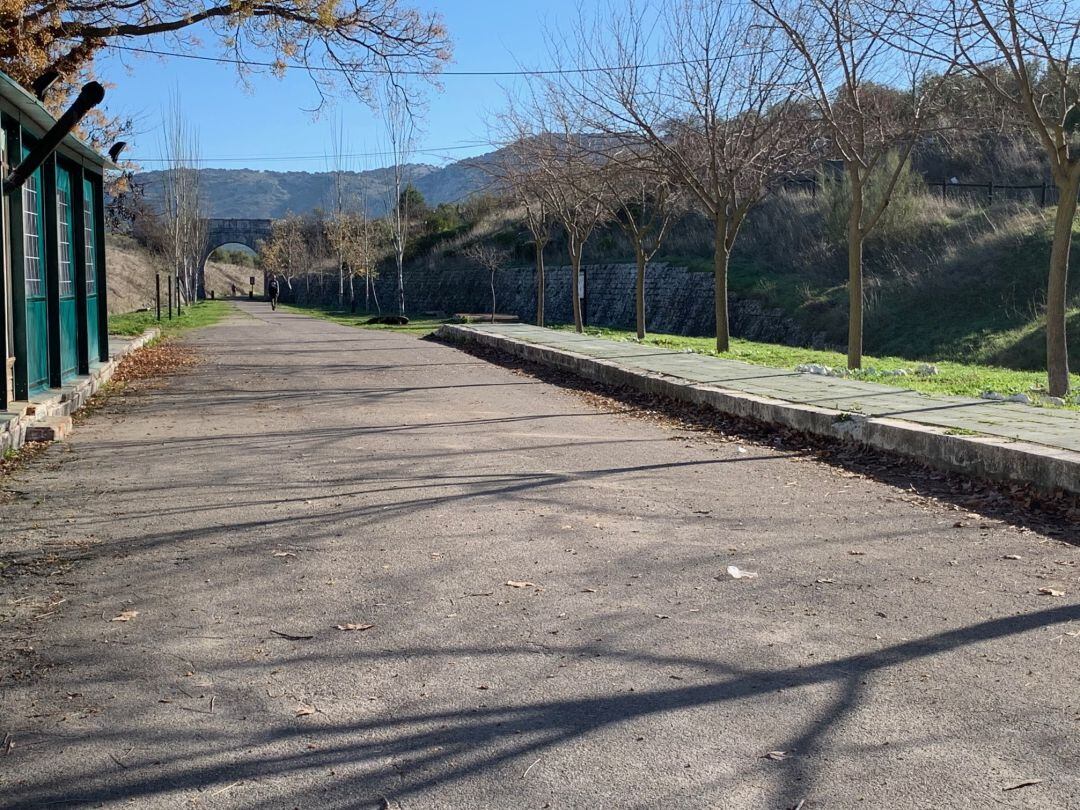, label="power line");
[105,42,763,78]
[127,142,496,164]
